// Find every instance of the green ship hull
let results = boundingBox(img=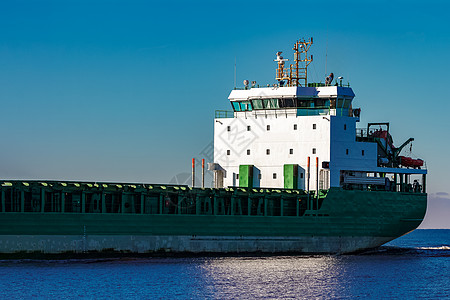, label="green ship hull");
[0,181,426,255]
